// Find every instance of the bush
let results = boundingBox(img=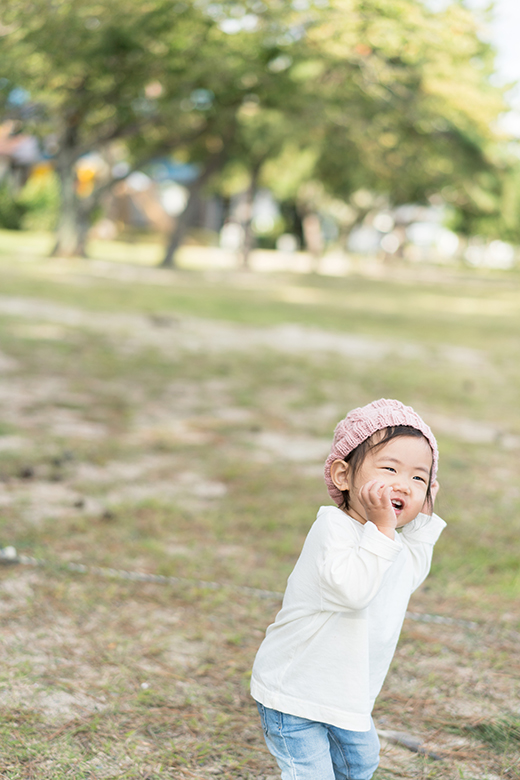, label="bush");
[0,181,27,230]
[20,169,60,230]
